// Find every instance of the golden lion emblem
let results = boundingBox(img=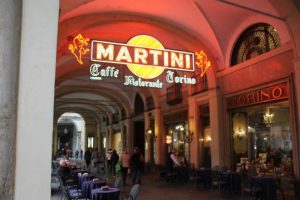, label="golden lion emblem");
[195,51,211,77]
[69,34,90,65]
